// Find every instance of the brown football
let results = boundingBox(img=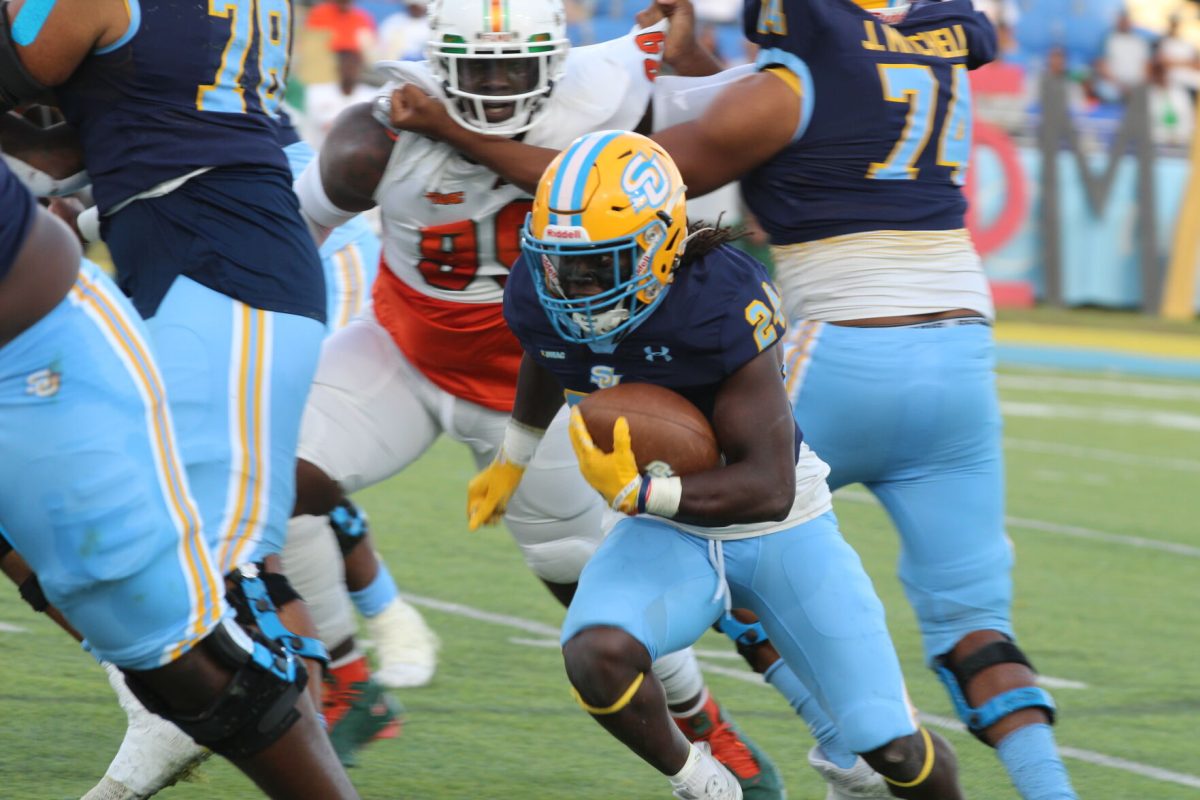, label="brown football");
[578,383,720,477]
